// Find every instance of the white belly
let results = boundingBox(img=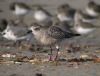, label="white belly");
[82,18,95,23]
[57,14,72,21]
[14,6,28,15]
[76,27,94,34]
[3,30,17,41]
[86,8,98,17]
[2,30,30,41]
[34,11,50,22]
